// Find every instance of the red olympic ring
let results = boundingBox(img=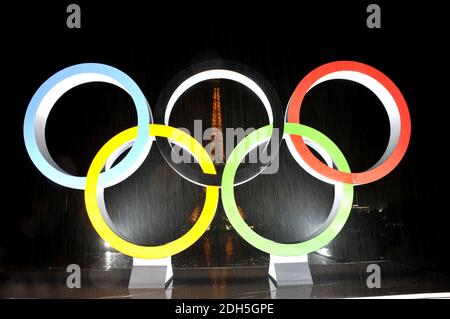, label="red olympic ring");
[287,61,411,185]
